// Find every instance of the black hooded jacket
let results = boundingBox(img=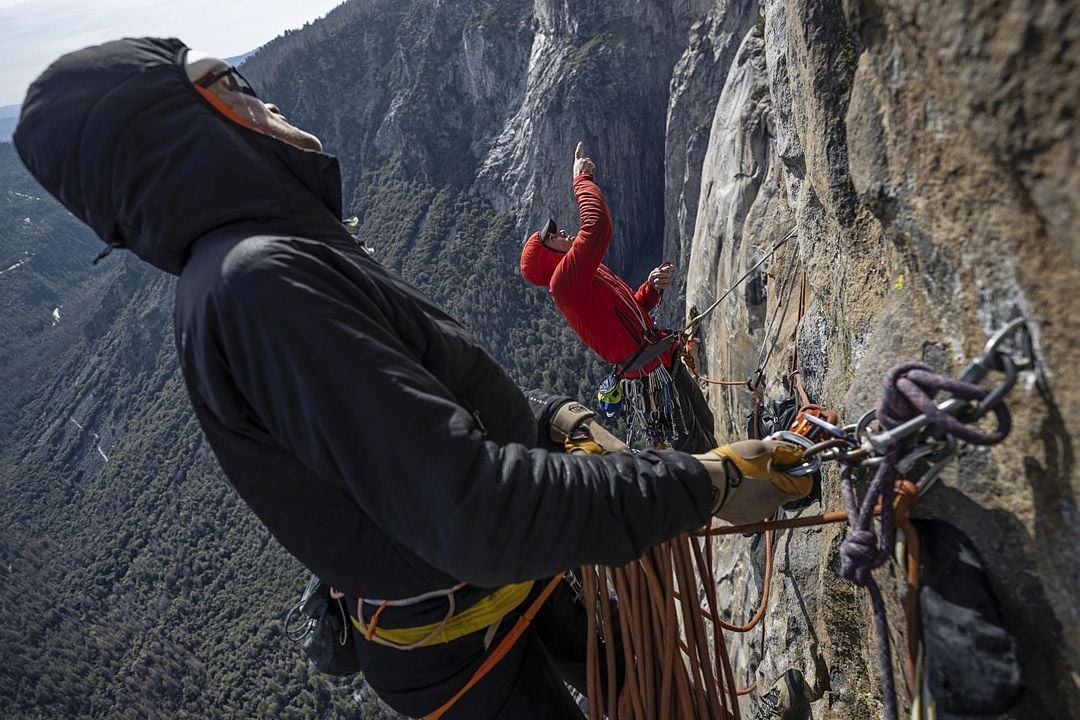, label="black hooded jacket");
[14,38,711,604]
